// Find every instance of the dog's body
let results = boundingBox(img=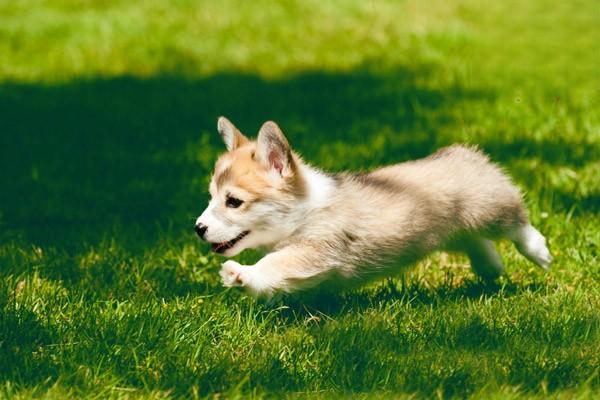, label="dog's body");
[195,118,552,298]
